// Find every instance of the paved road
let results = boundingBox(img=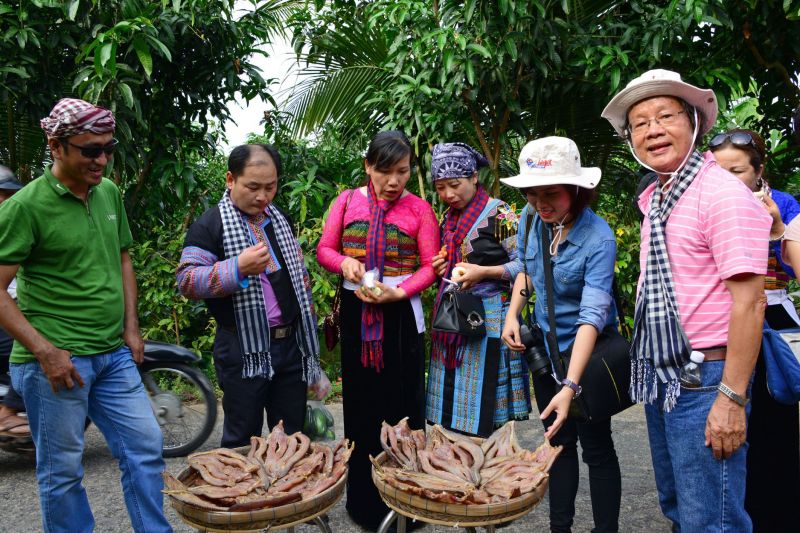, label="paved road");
[0,402,671,532]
